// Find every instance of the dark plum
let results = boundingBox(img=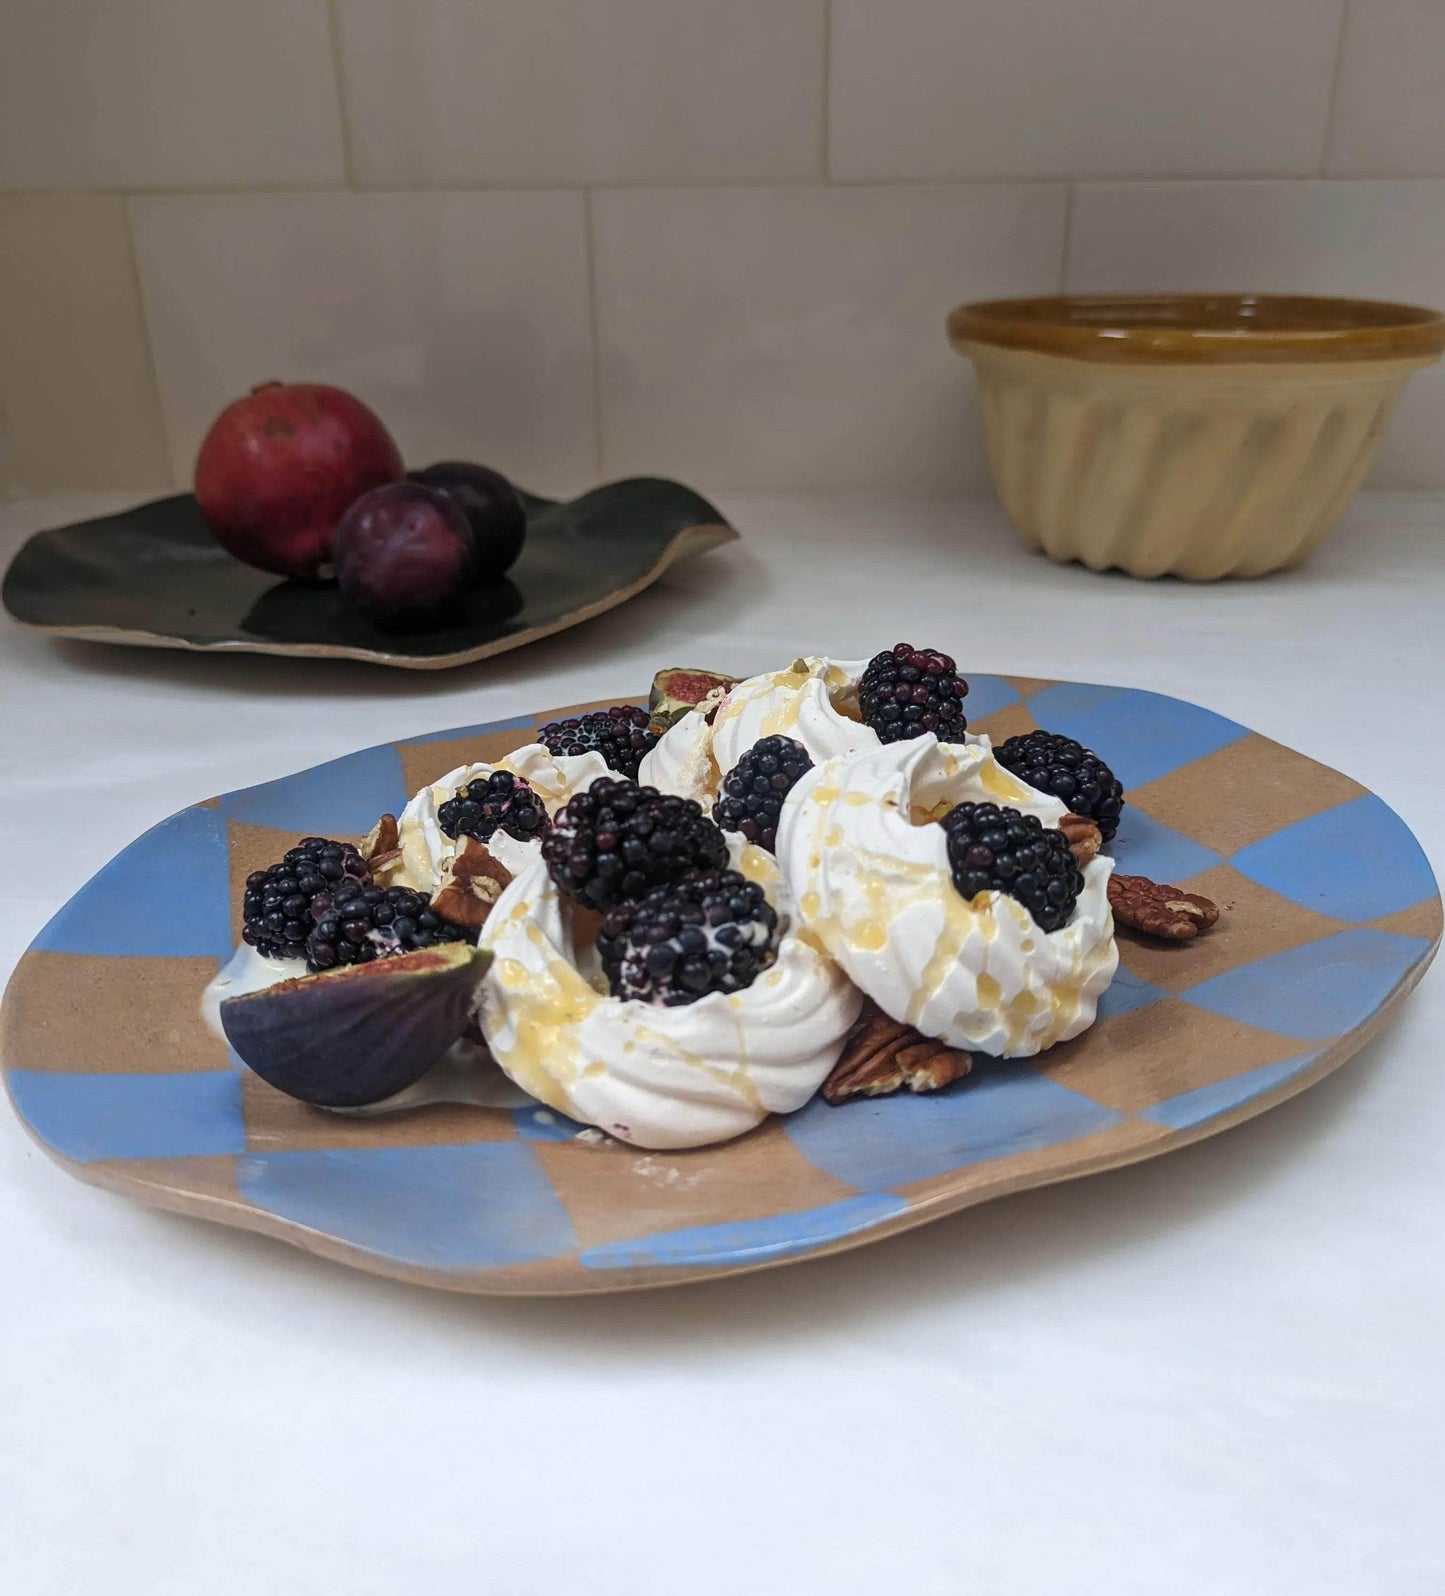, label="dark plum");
[333,482,475,631]
[407,460,527,583]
